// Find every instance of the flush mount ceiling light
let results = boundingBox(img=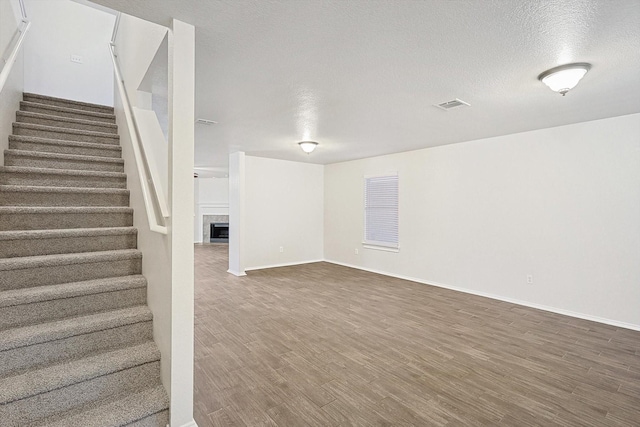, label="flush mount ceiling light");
[538,63,591,96]
[298,141,319,154]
